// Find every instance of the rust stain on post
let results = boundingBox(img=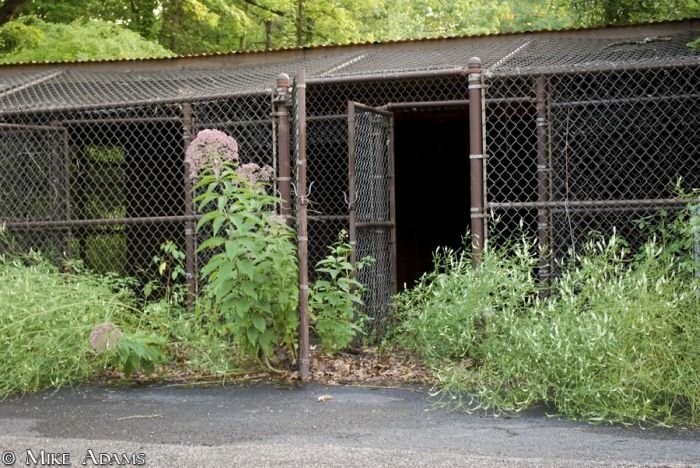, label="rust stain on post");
[468,57,486,267]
